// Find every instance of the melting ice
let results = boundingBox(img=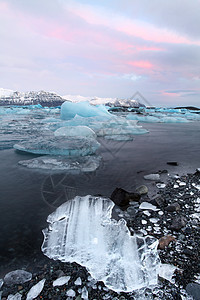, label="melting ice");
[42,195,160,292]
